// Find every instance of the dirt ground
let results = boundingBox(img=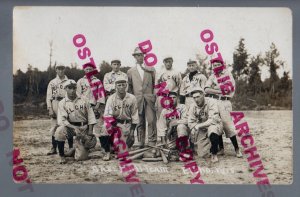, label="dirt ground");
[13,110,292,184]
